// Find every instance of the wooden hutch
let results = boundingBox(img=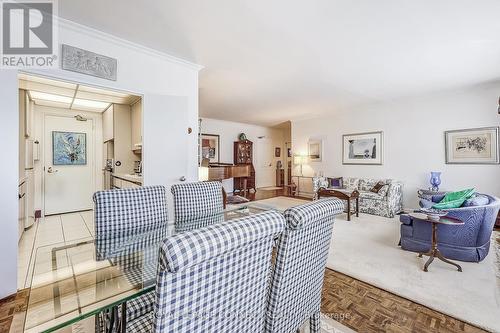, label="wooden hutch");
[233,140,256,194]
